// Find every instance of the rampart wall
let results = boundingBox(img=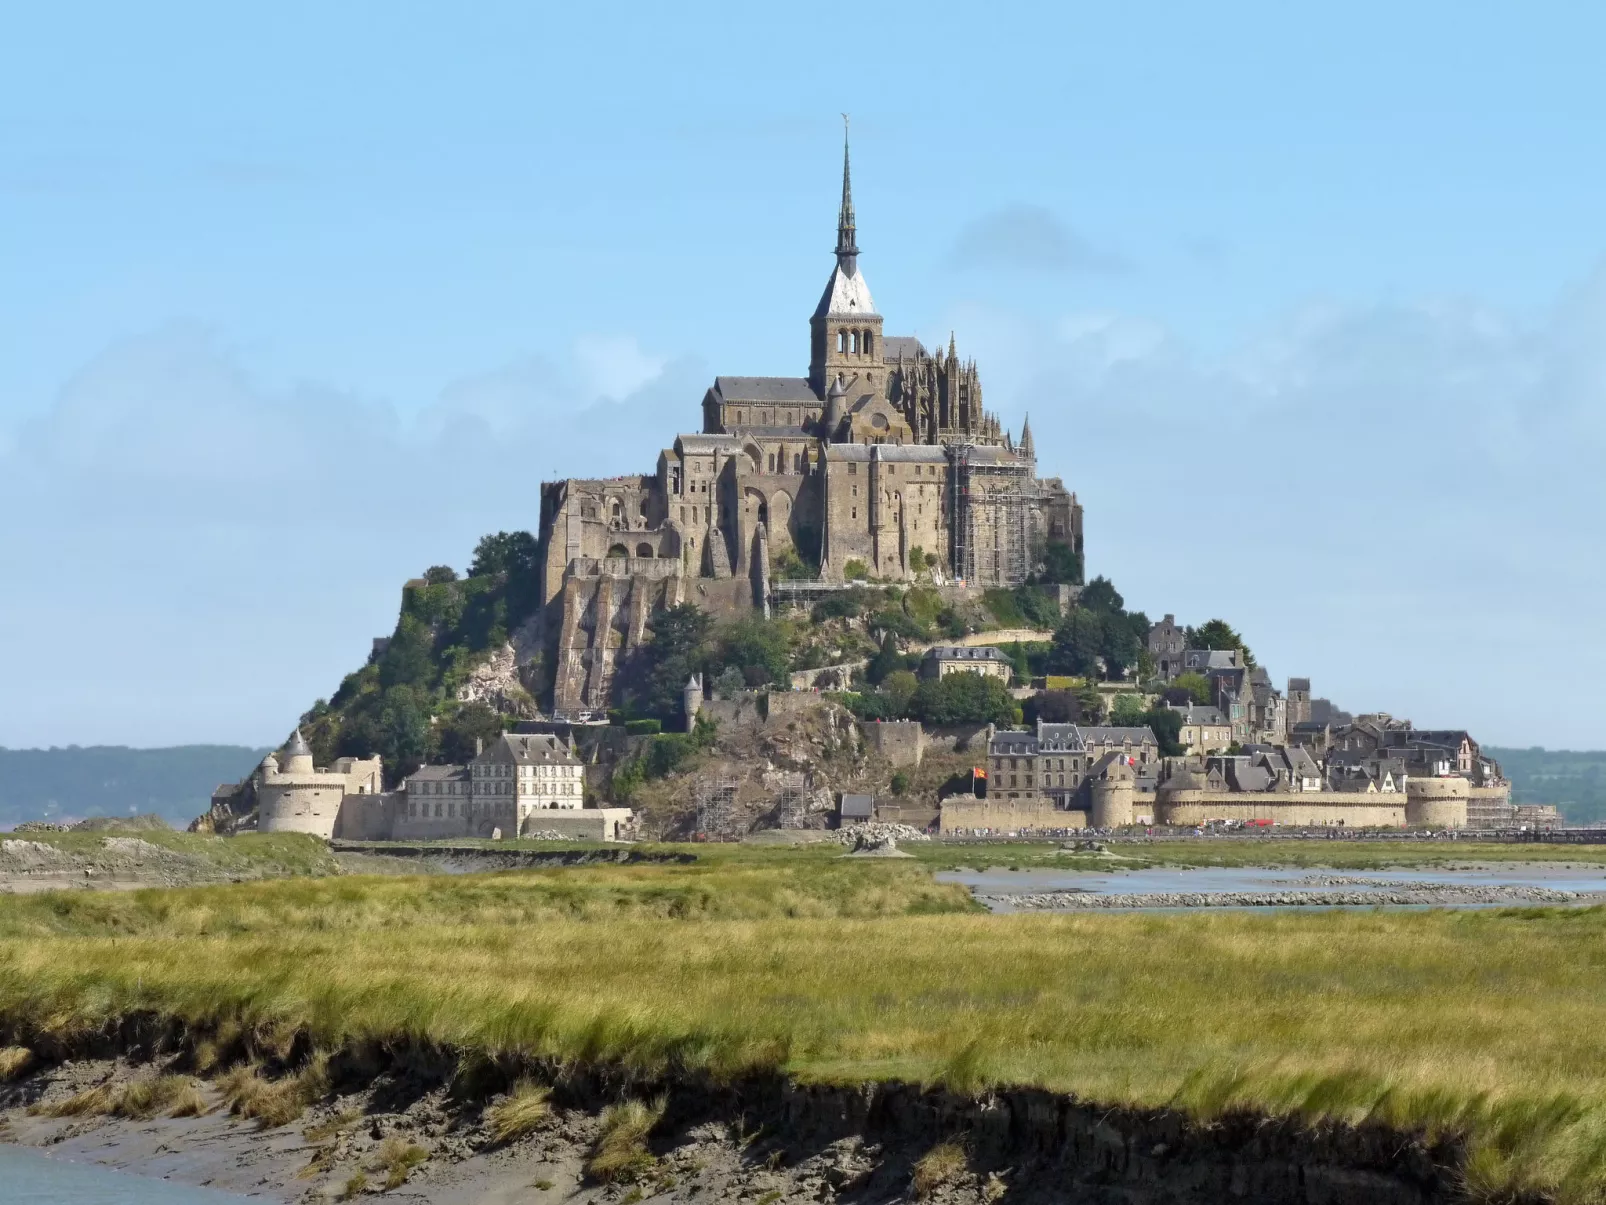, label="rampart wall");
[939,798,1086,834]
[1156,791,1408,828]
